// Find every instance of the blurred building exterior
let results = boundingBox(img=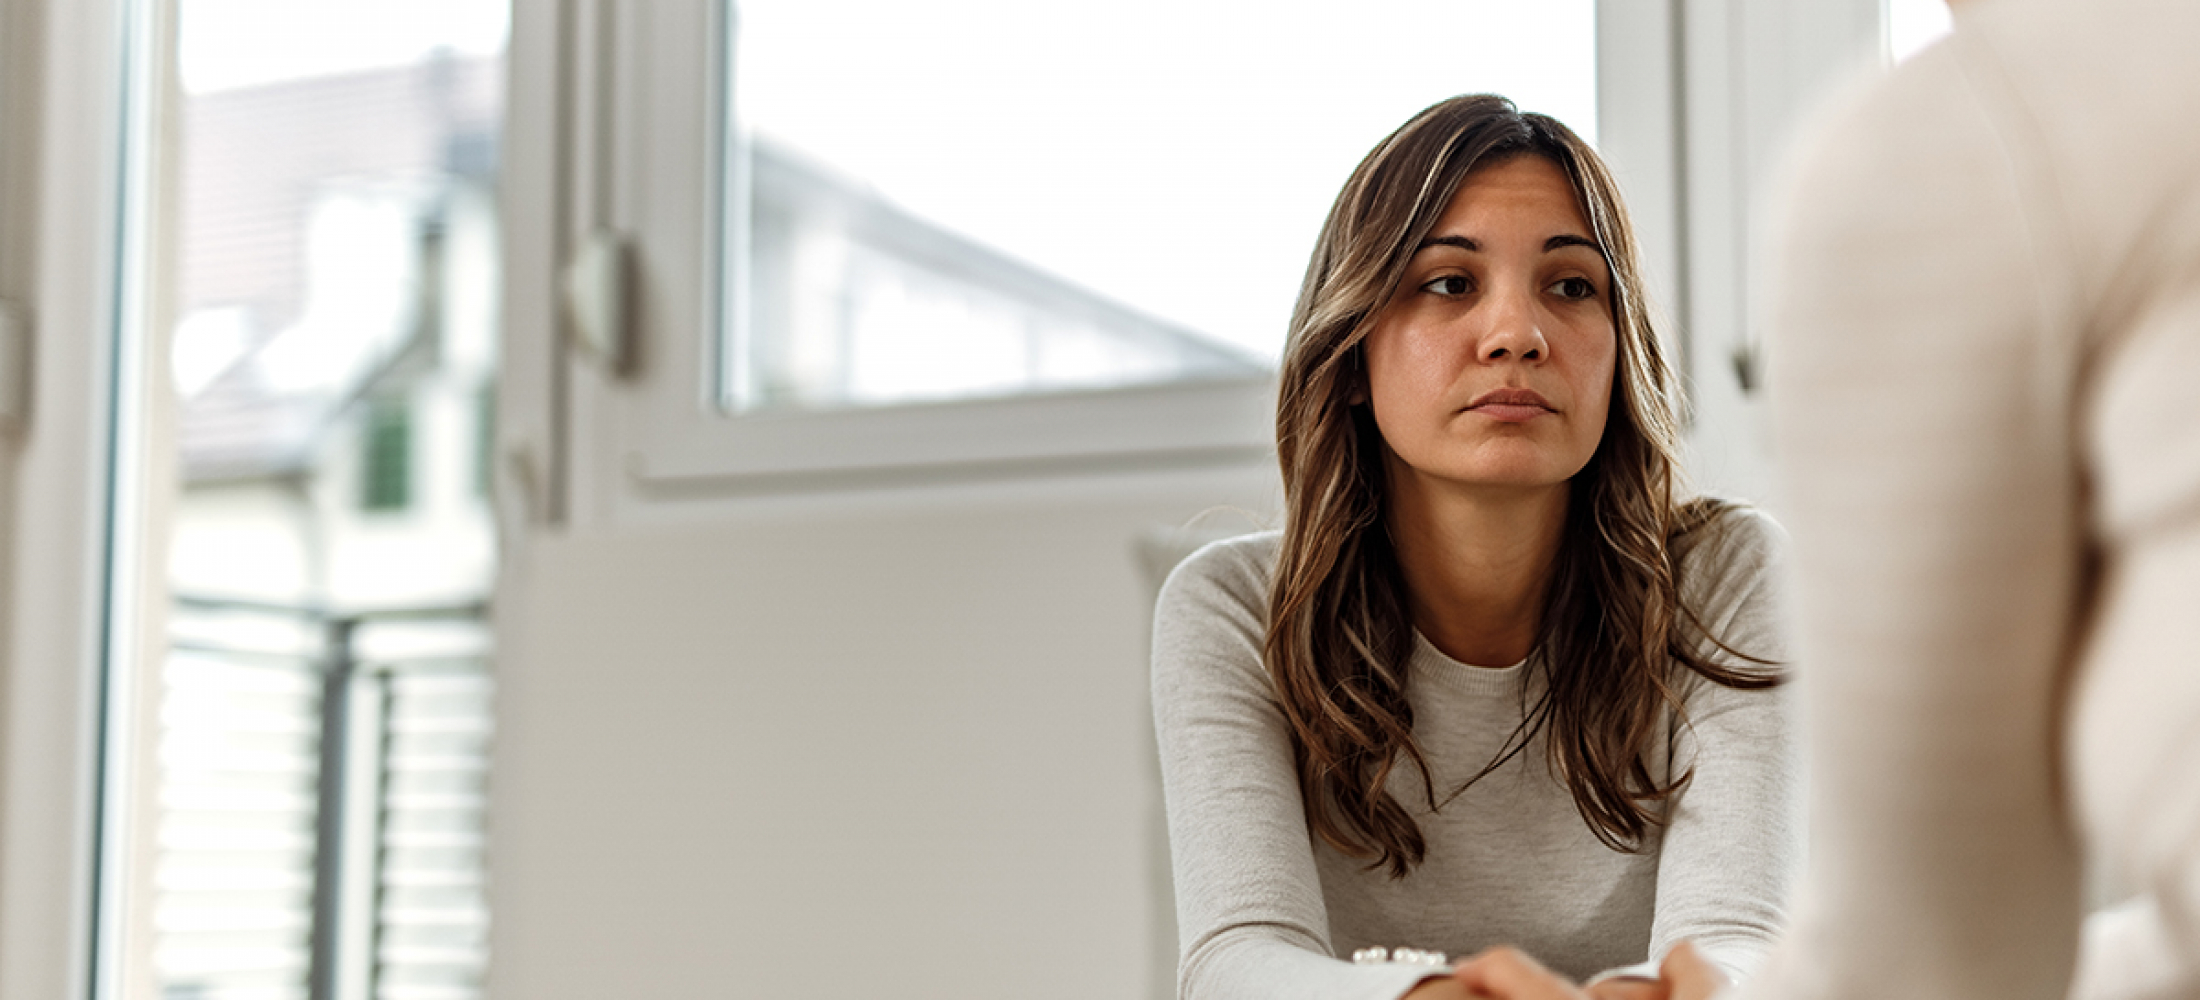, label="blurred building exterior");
[735,135,1264,410]
[172,51,502,612]
[157,53,501,1000]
